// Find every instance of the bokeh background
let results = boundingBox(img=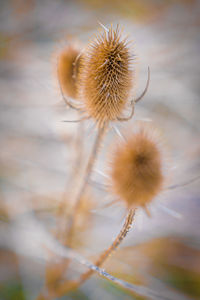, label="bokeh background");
[0,0,200,299]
